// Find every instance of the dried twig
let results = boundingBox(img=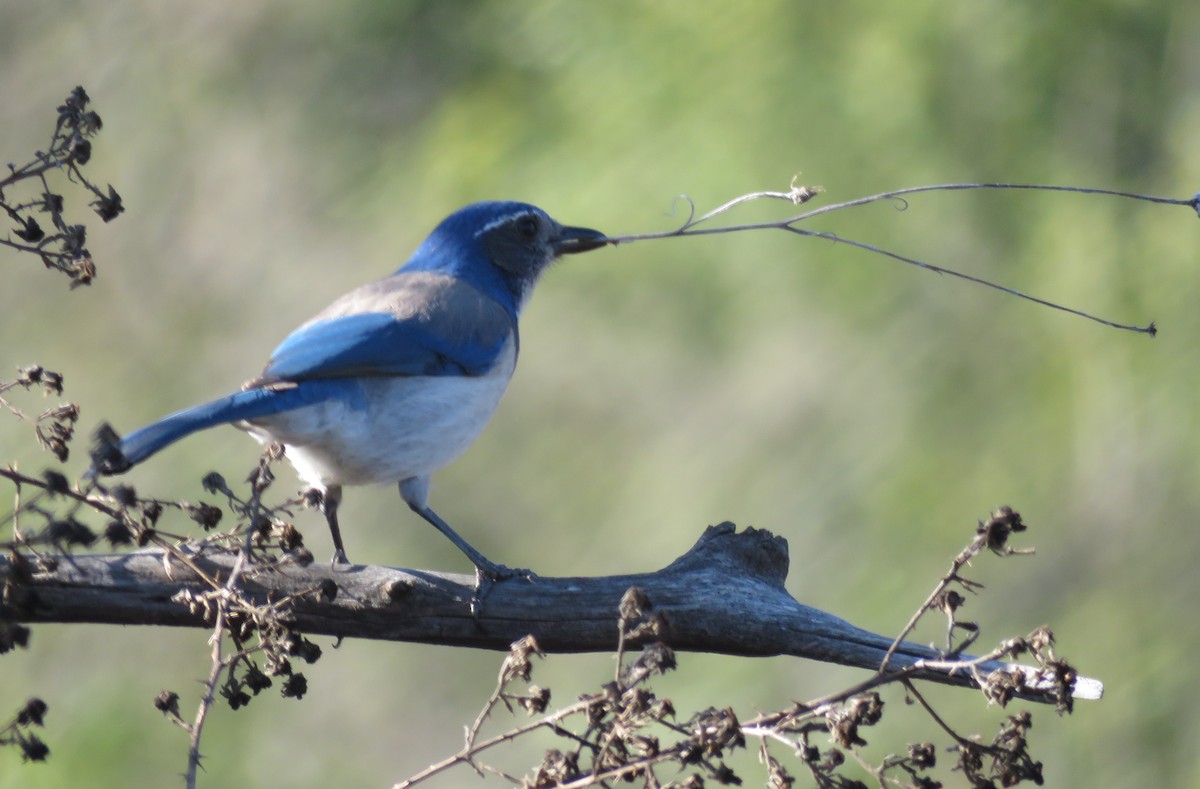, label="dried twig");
[602,179,1195,337]
[1,86,123,286]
